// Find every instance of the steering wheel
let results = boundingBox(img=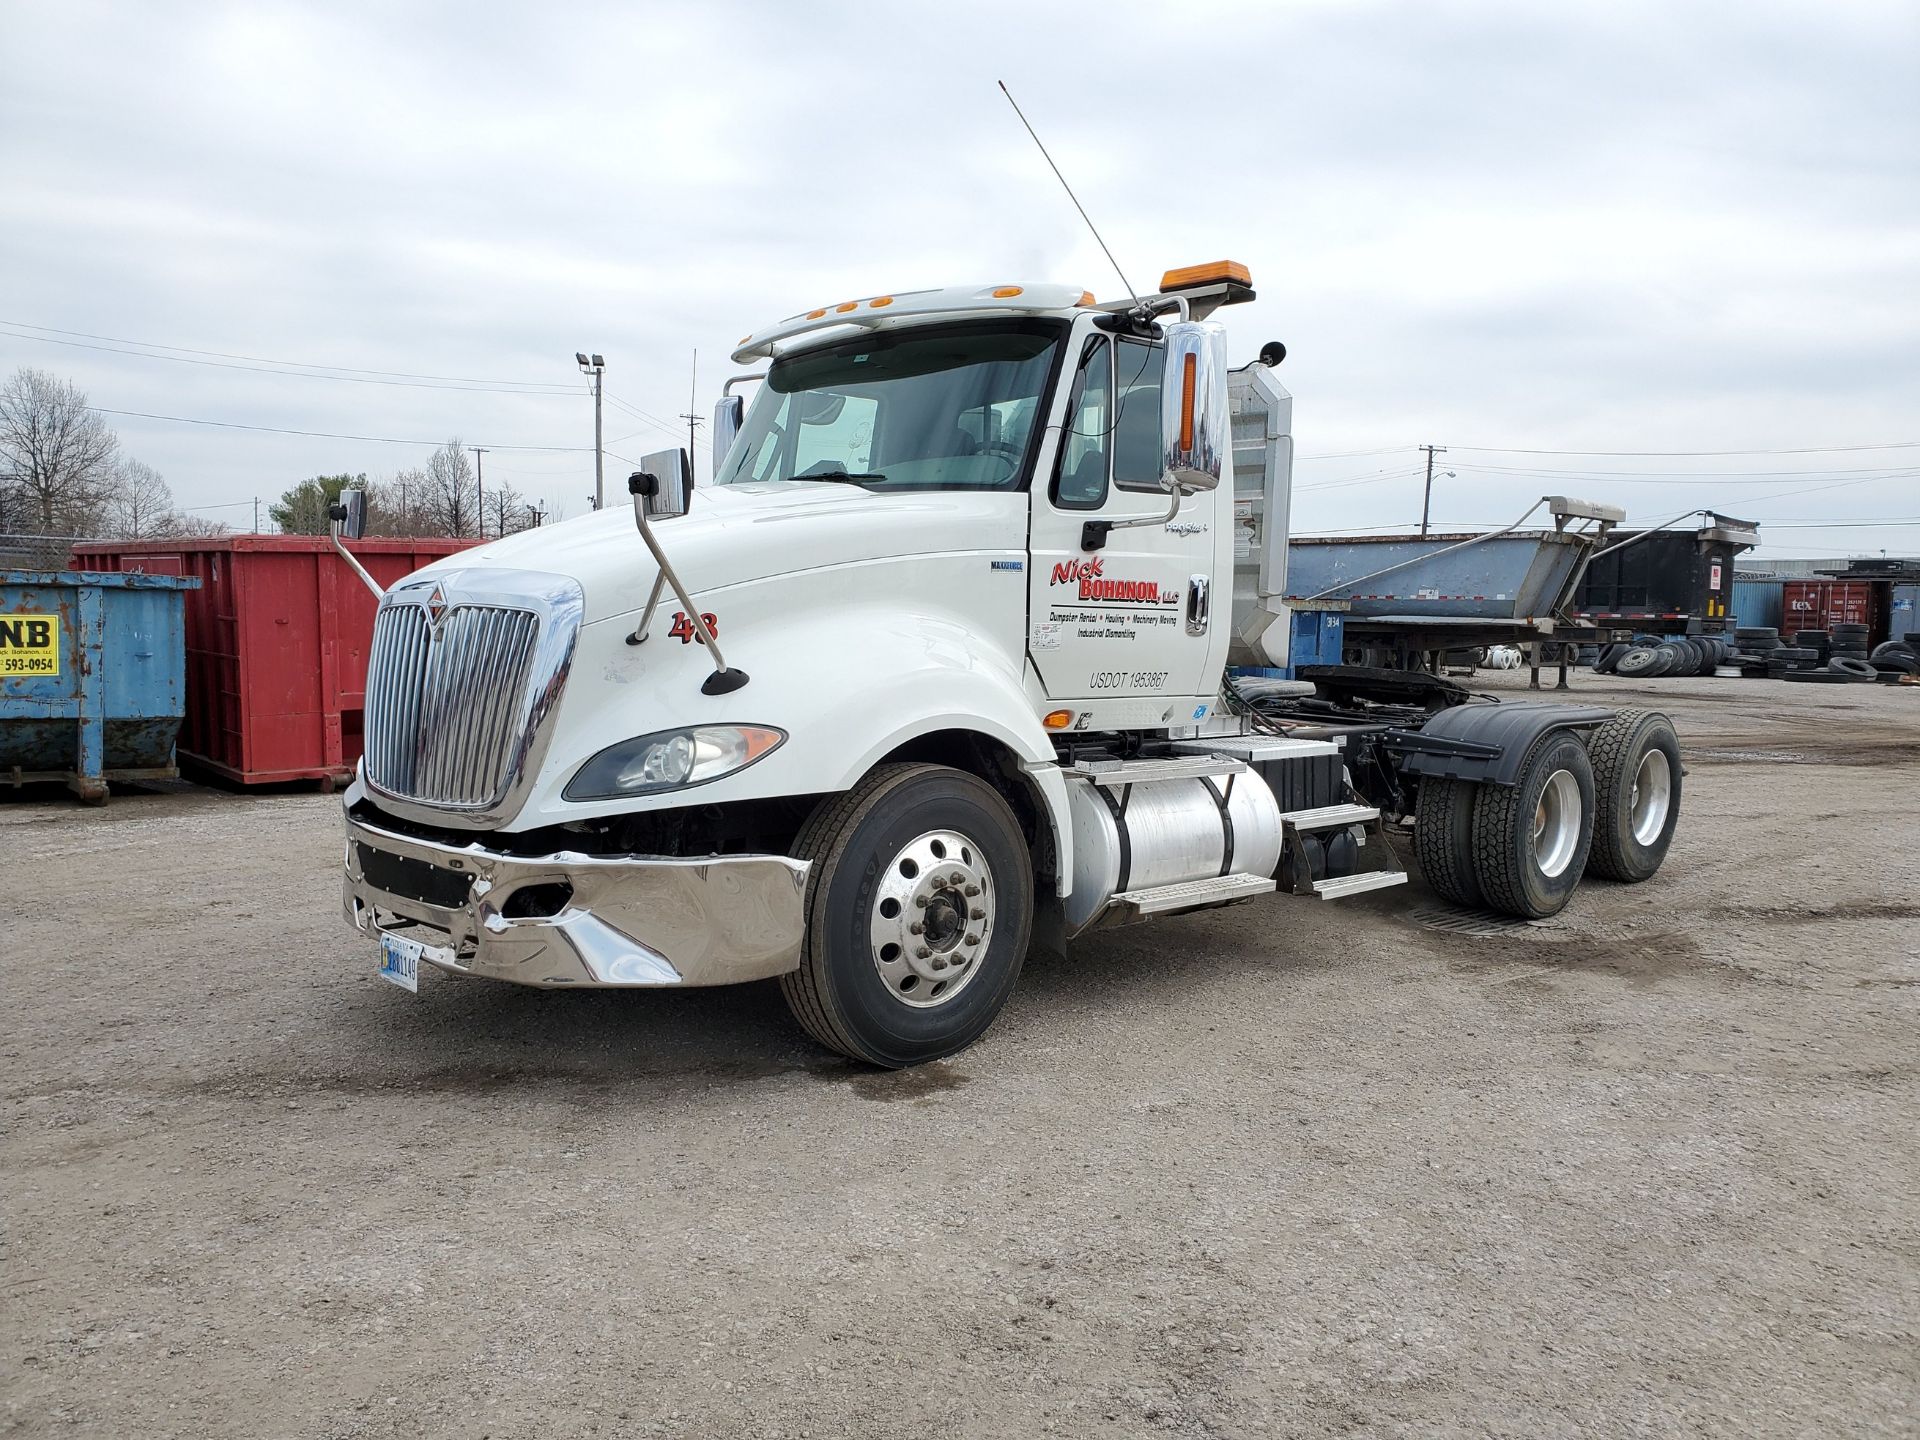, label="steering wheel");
[979,439,1023,479]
